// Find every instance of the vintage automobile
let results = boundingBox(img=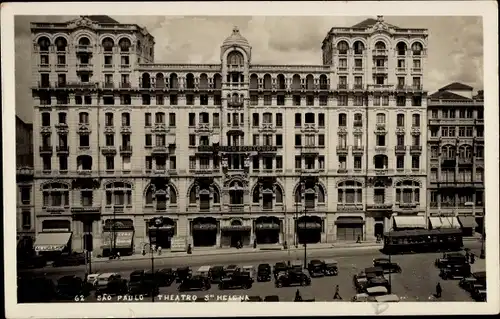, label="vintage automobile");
[208,266,225,283]
[263,295,280,302]
[373,258,402,273]
[472,271,487,285]
[366,286,389,296]
[307,259,325,278]
[196,266,212,278]
[275,269,311,288]
[364,276,391,292]
[154,268,176,287]
[18,276,57,302]
[290,260,303,271]
[95,274,128,296]
[471,287,487,302]
[241,265,255,278]
[224,264,240,277]
[218,272,254,290]
[177,275,211,292]
[364,267,385,278]
[257,263,272,282]
[52,252,86,267]
[273,262,289,279]
[17,254,47,269]
[323,259,339,276]
[128,278,159,297]
[351,293,373,302]
[435,252,467,269]
[175,266,193,283]
[440,263,471,280]
[85,273,100,289]
[459,272,486,293]
[56,275,89,300]
[353,271,368,291]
